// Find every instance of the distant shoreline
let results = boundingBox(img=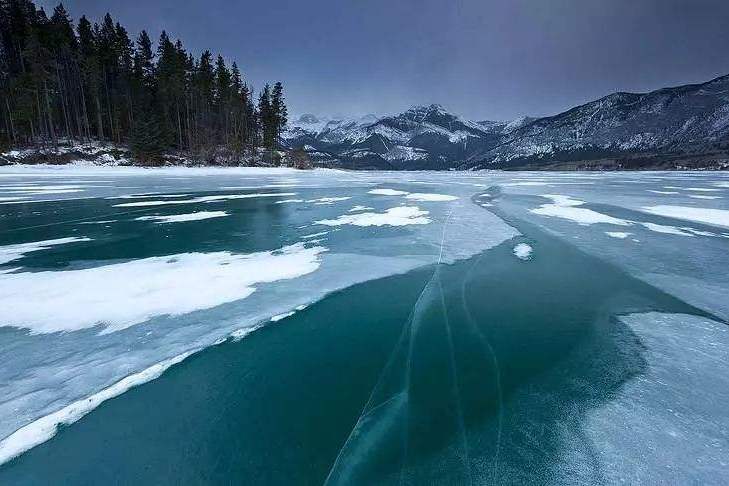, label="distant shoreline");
[2,142,728,171]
